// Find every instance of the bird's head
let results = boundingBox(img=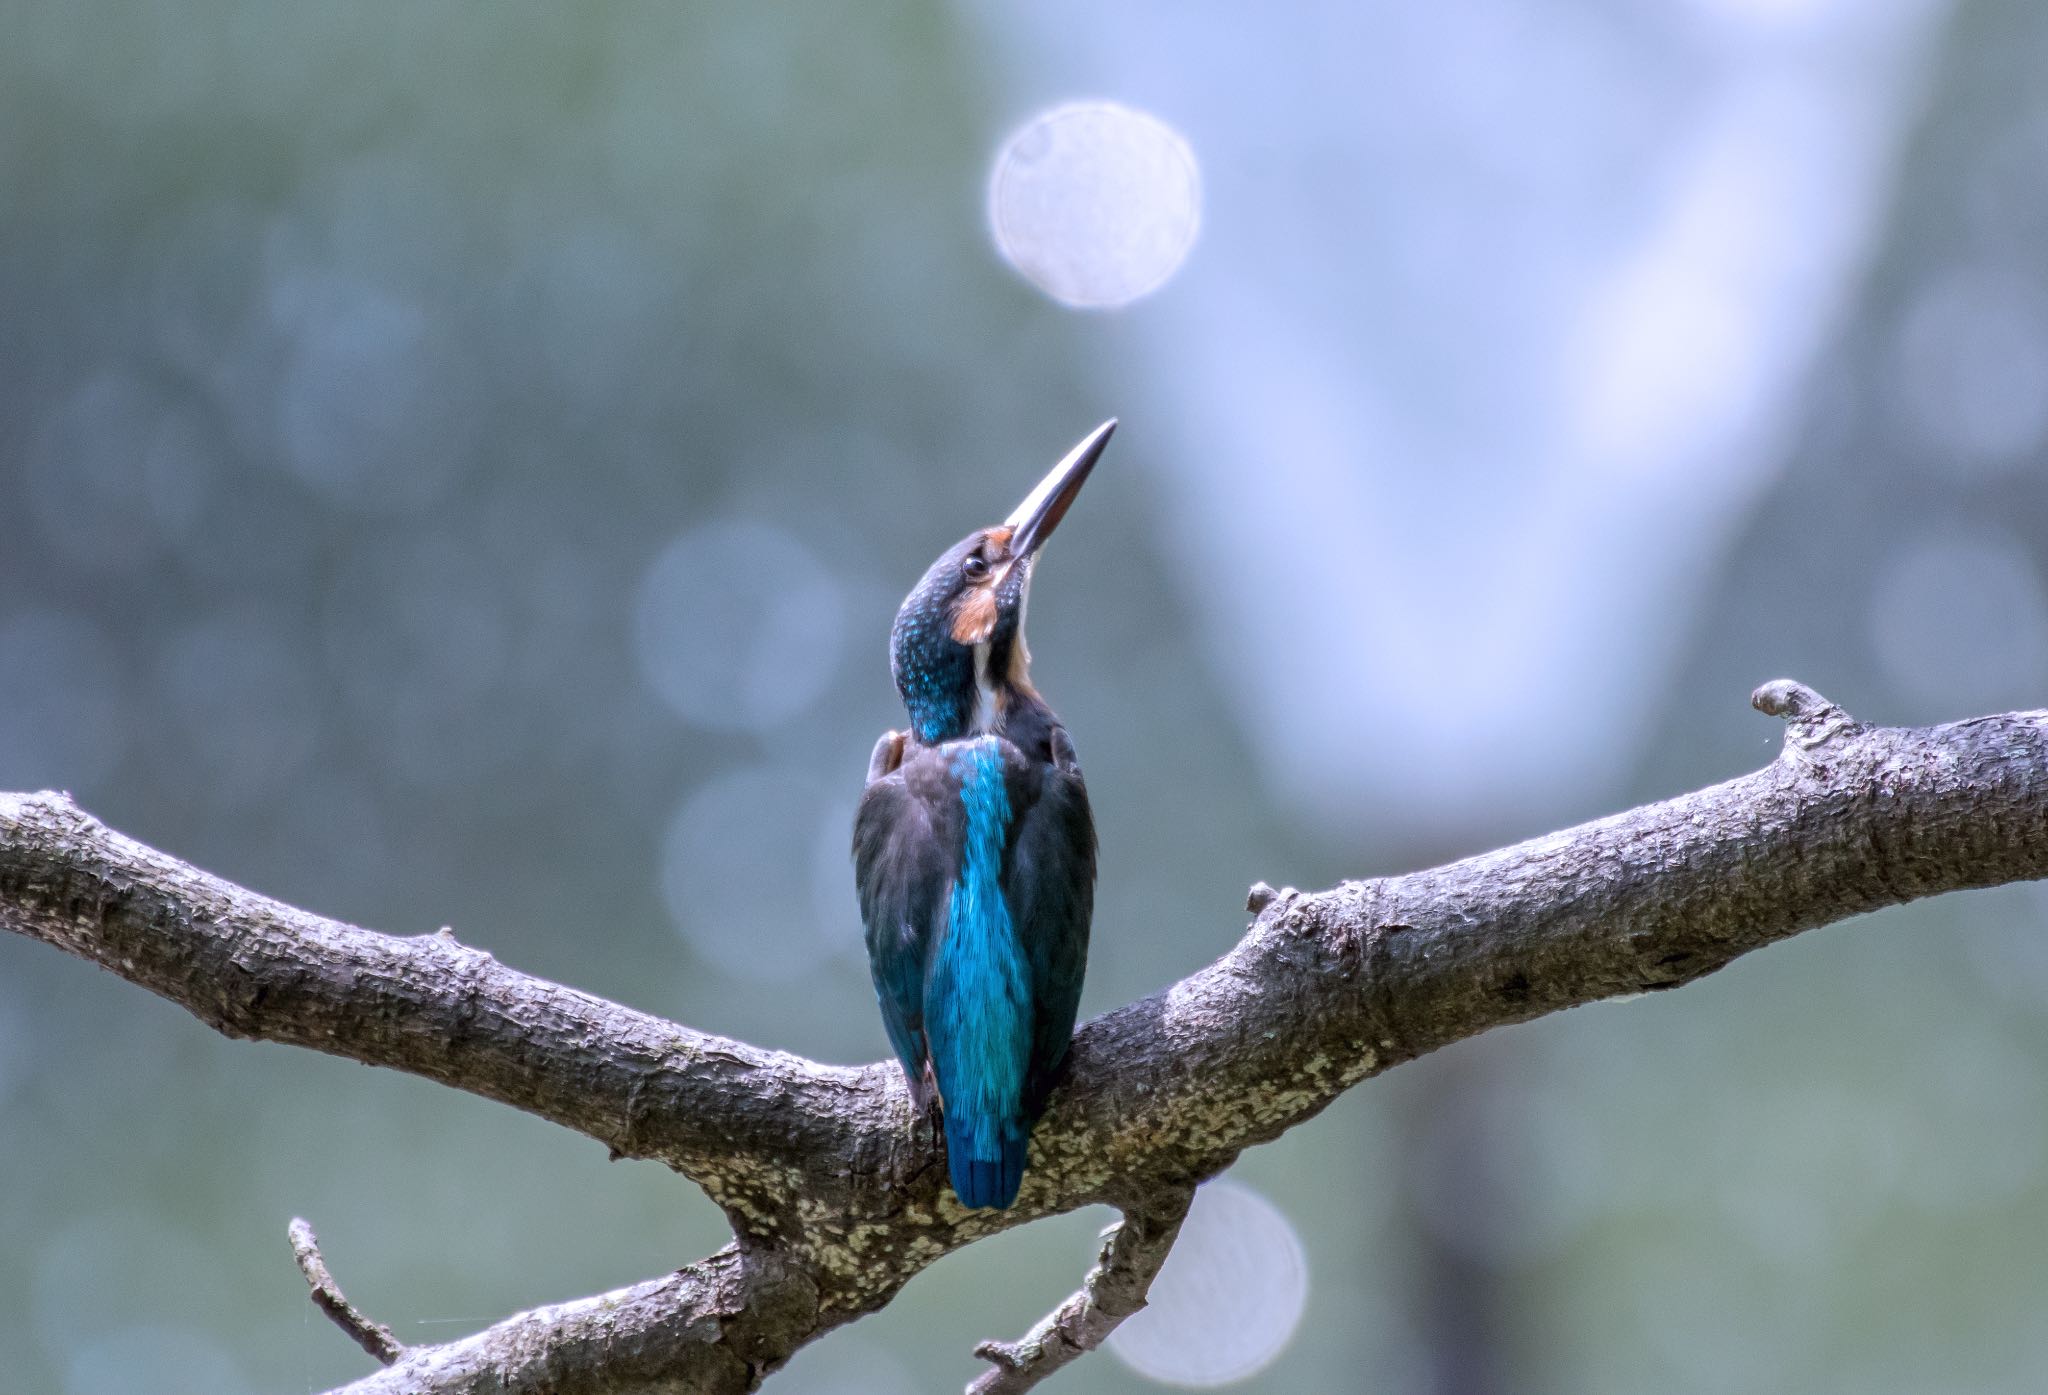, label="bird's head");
[890,420,1115,744]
